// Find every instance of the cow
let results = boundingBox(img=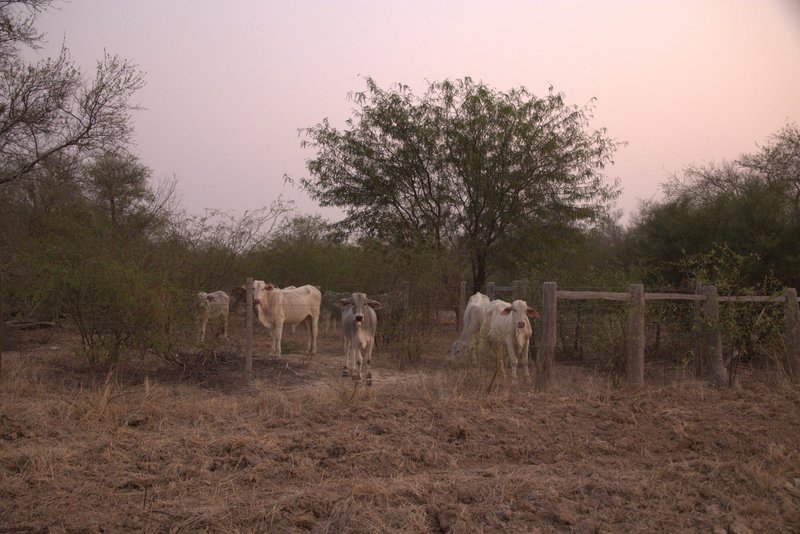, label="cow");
[196,290,230,343]
[337,292,382,385]
[450,292,491,361]
[252,281,321,356]
[229,285,248,313]
[321,290,351,336]
[478,299,540,384]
